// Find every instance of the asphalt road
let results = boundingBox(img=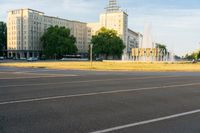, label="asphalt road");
[0,66,200,133]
